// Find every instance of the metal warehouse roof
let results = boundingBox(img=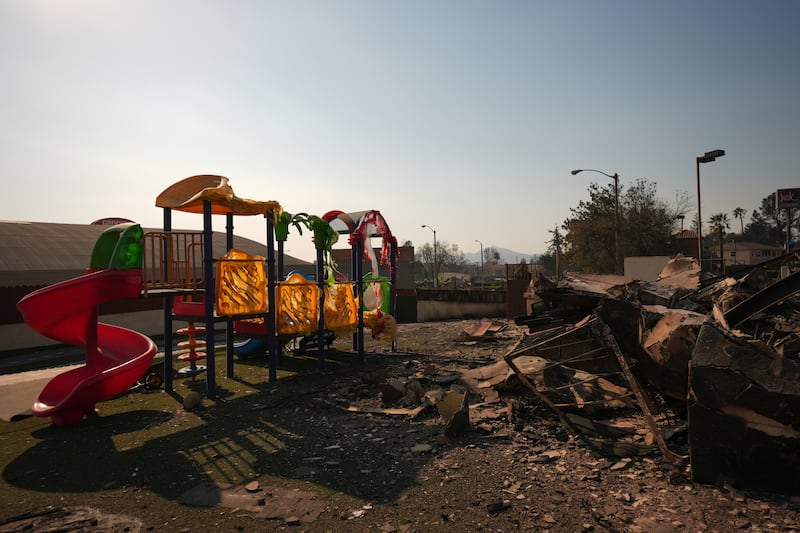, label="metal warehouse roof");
[0,221,311,287]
